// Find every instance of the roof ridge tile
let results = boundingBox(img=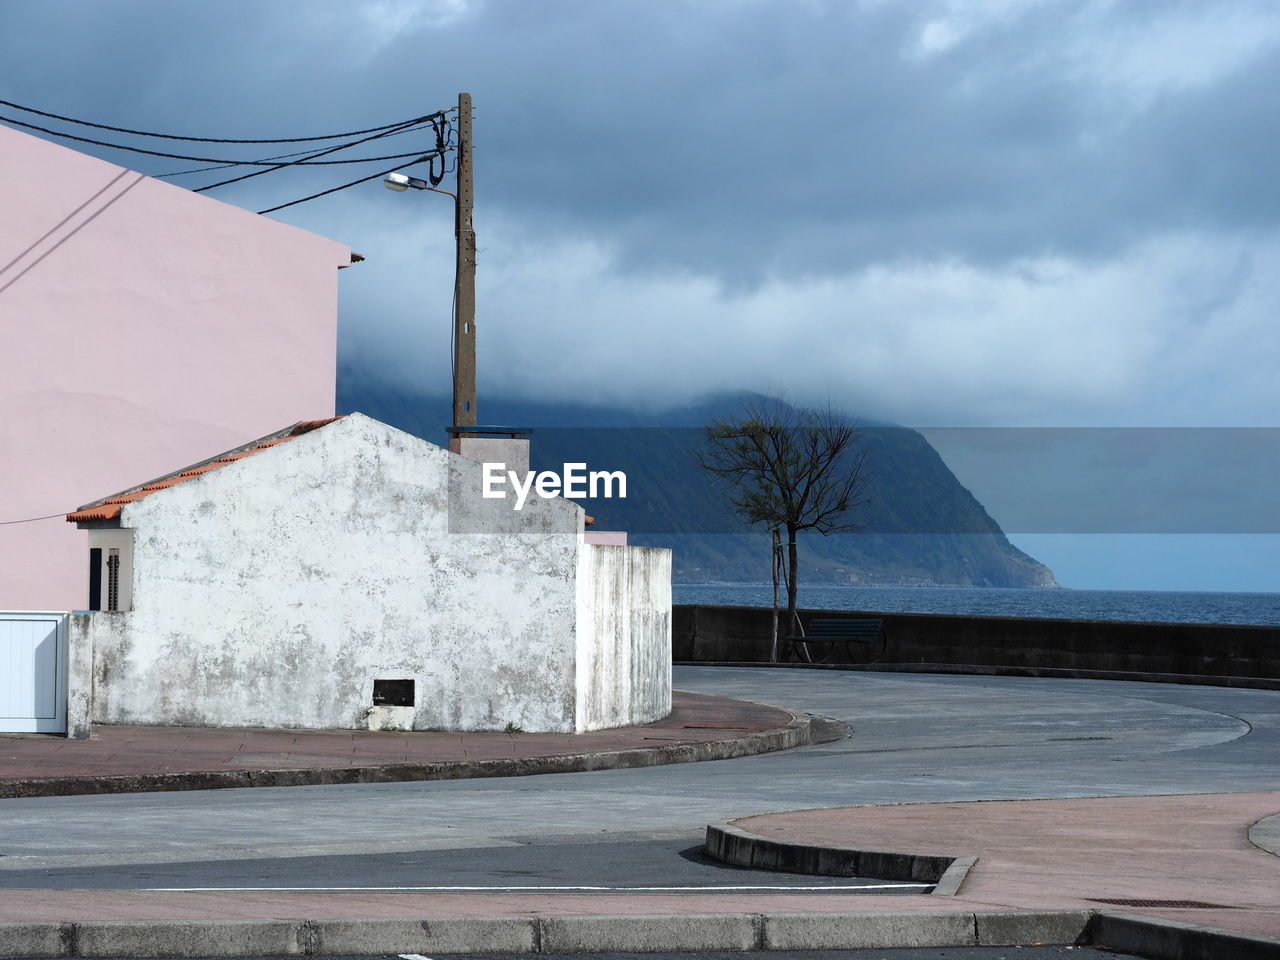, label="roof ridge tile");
[67,416,345,524]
